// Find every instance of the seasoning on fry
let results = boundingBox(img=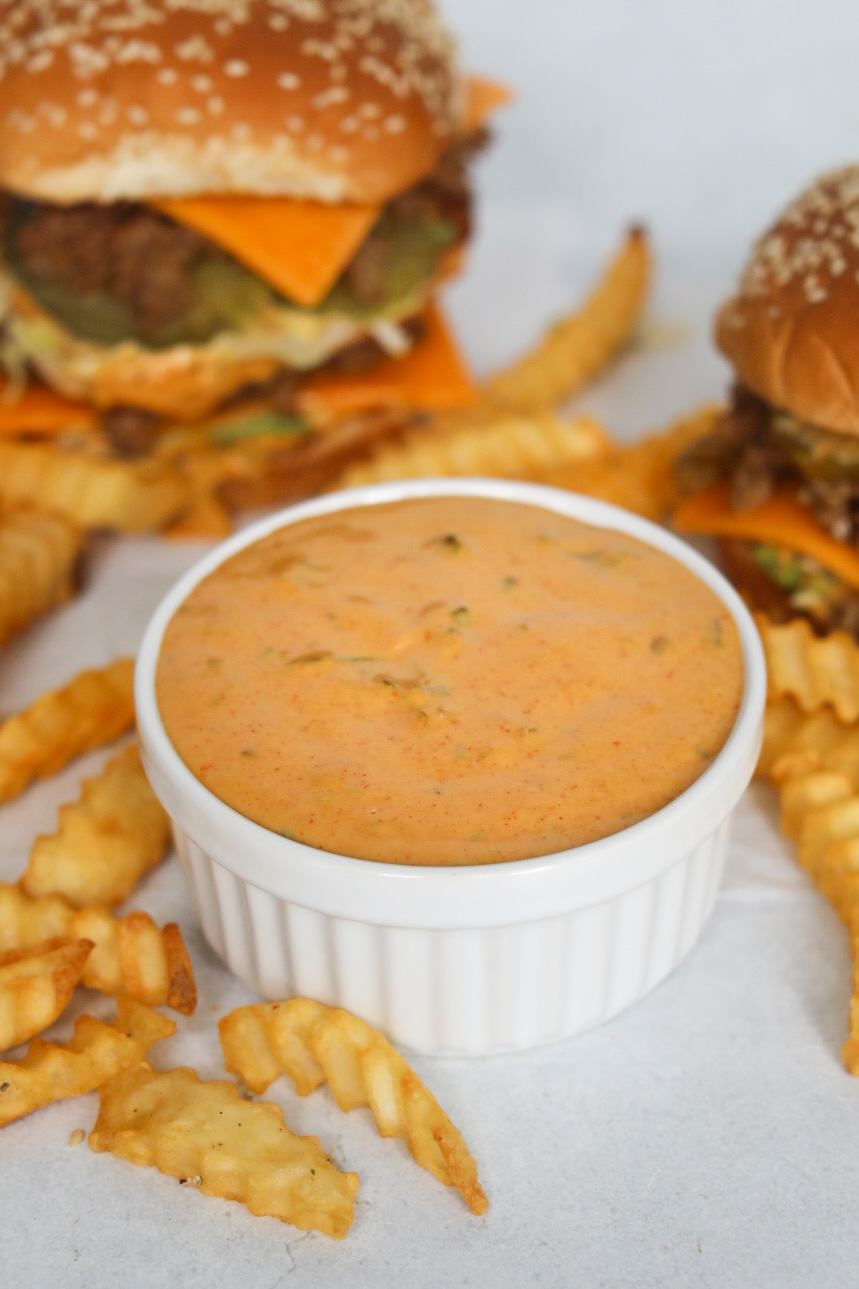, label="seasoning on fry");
[89,1063,360,1238]
[0,995,175,1127]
